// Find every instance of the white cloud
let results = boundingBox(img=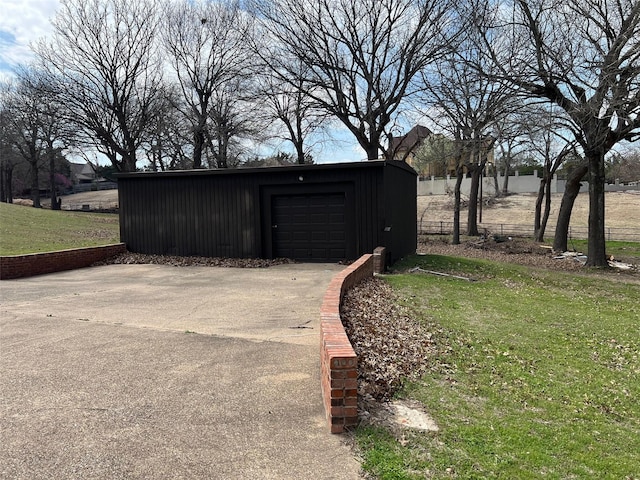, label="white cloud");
[0,0,59,74]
